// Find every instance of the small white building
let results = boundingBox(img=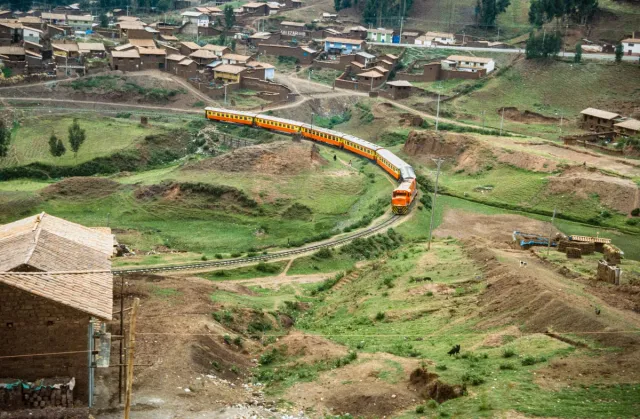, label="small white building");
[181,11,210,27]
[414,35,434,46]
[22,27,42,44]
[426,31,455,45]
[621,37,640,56]
[445,55,495,73]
